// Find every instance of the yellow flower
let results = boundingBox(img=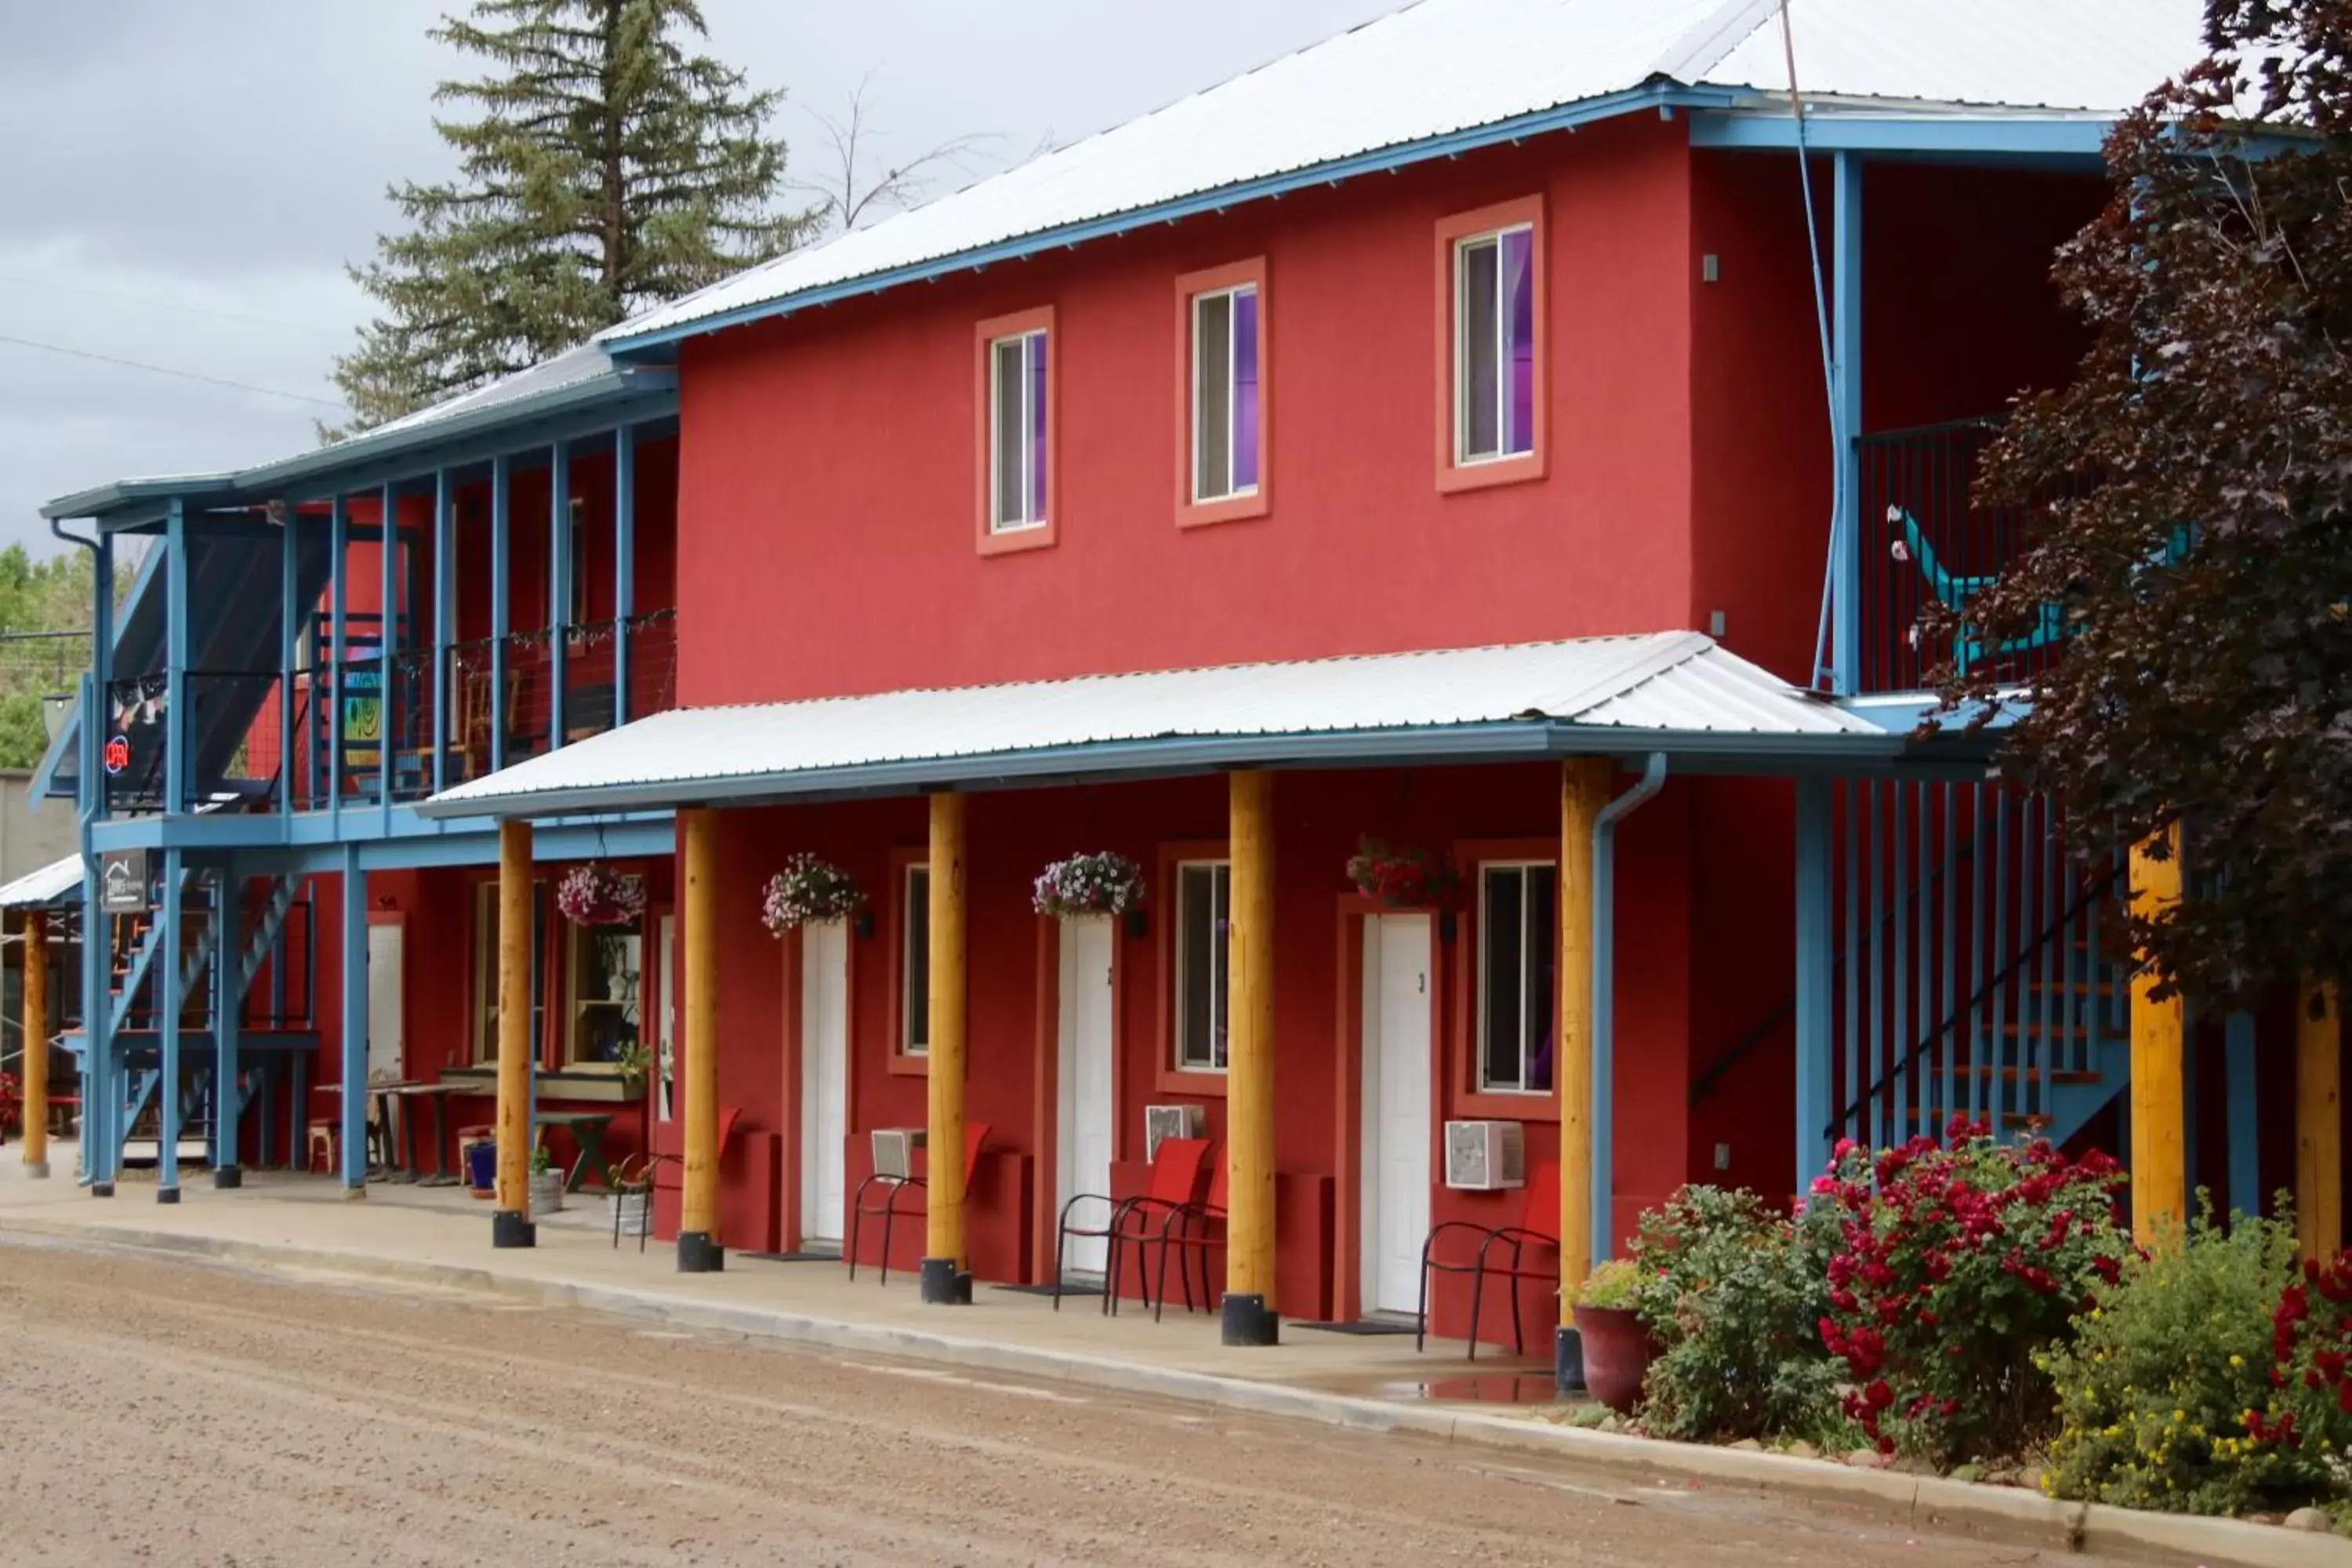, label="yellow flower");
[2229,1354,2245,1367]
